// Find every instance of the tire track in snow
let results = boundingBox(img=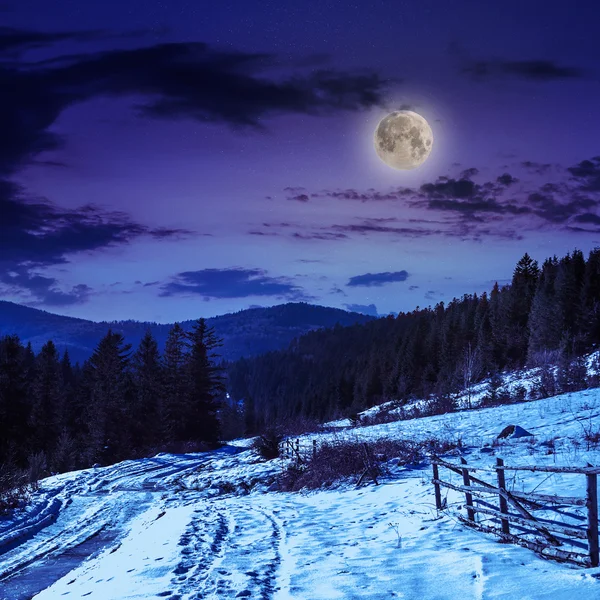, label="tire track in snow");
[0,454,205,599]
[167,502,283,600]
[166,505,232,599]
